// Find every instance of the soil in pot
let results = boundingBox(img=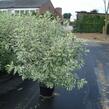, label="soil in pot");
[40,84,55,98]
